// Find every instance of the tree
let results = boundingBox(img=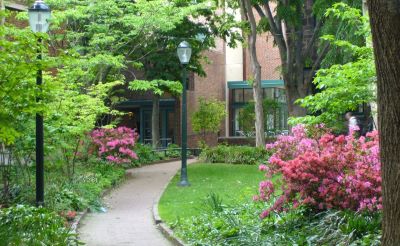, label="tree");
[249,0,360,117]
[191,97,226,145]
[0,18,41,144]
[291,4,375,131]
[49,0,233,149]
[367,1,400,244]
[238,0,265,147]
[129,80,182,148]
